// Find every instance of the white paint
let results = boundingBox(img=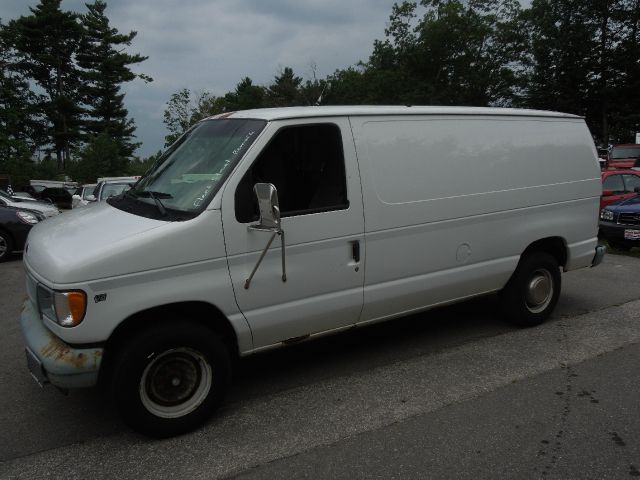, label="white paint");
[22,106,602,376]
